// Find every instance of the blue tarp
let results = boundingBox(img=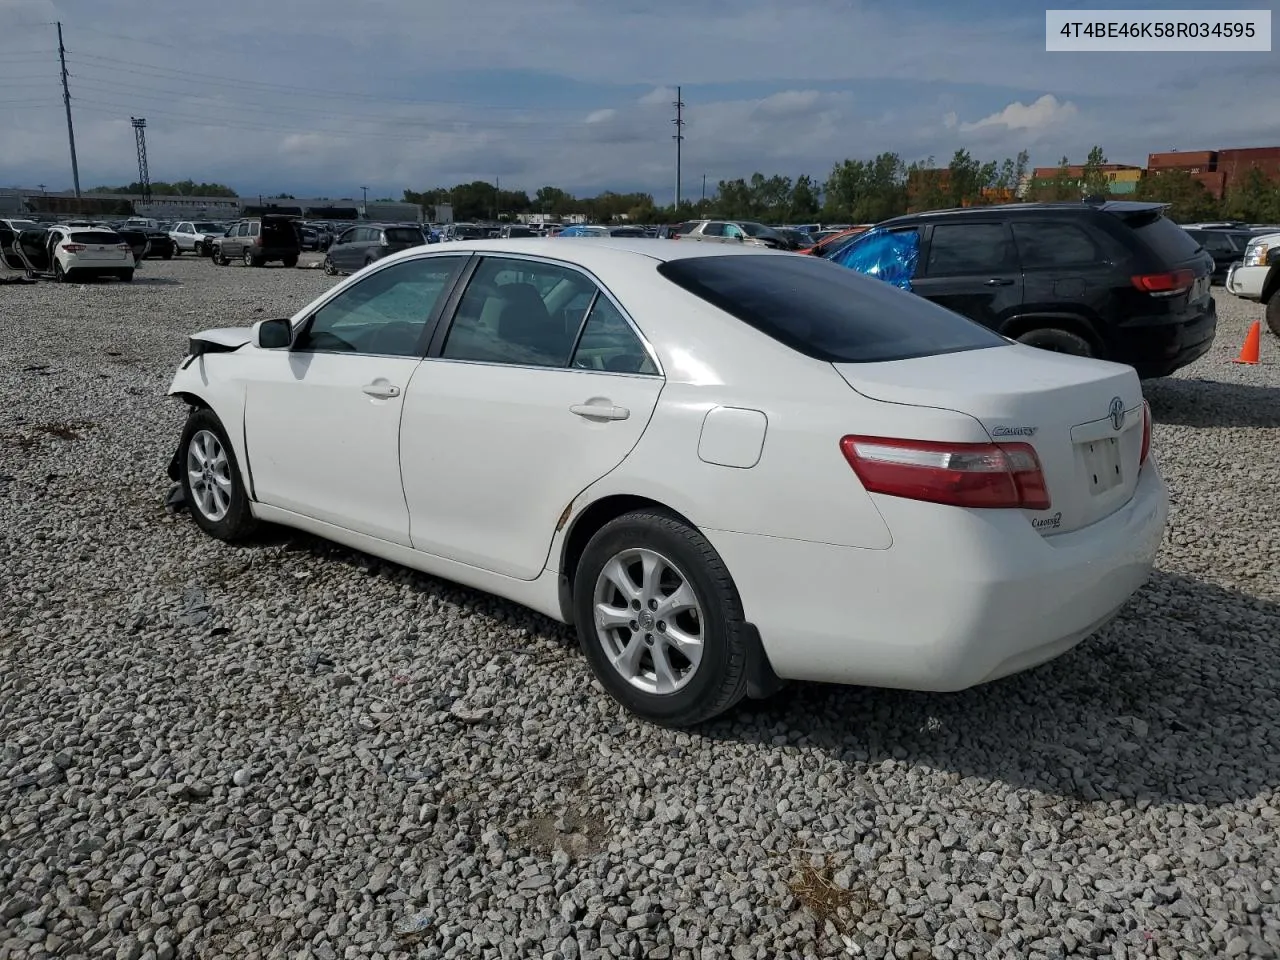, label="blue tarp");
[829,227,920,291]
